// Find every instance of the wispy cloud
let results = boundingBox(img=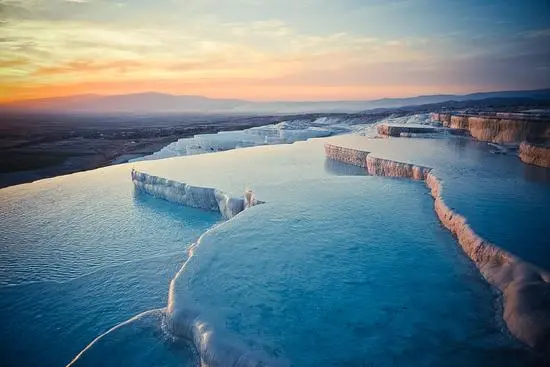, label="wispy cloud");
[0,0,549,102]
[522,28,550,39]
